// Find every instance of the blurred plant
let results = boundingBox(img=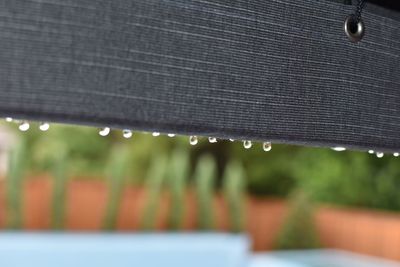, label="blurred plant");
[6,138,28,229]
[23,123,179,182]
[51,147,69,230]
[8,120,400,214]
[166,147,190,230]
[140,153,168,230]
[194,154,217,230]
[102,146,130,231]
[371,159,400,210]
[293,149,379,208]
[223,160,246,233]
[232,144,297,197]
[124,134,176,184]
[29,124,112,176]
[276,191,319,250]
